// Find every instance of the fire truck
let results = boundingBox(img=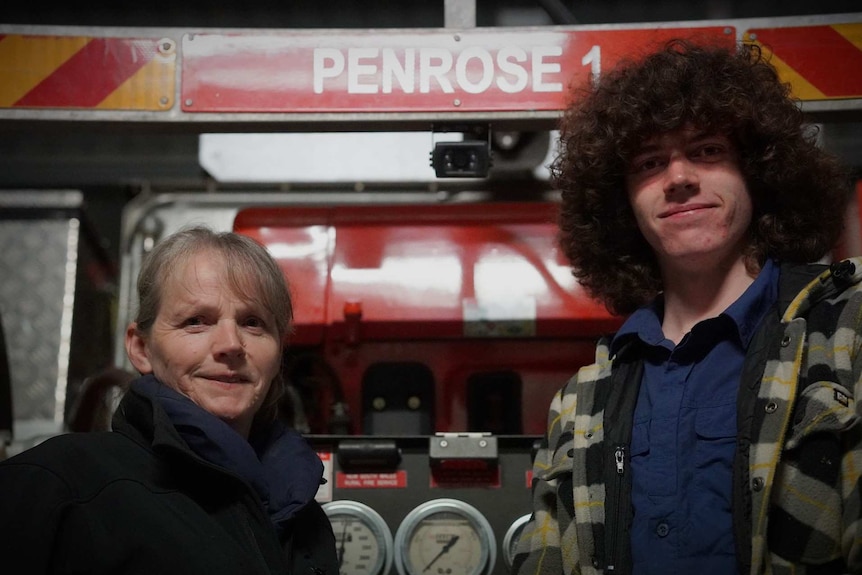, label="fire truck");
[0,5,860,573]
